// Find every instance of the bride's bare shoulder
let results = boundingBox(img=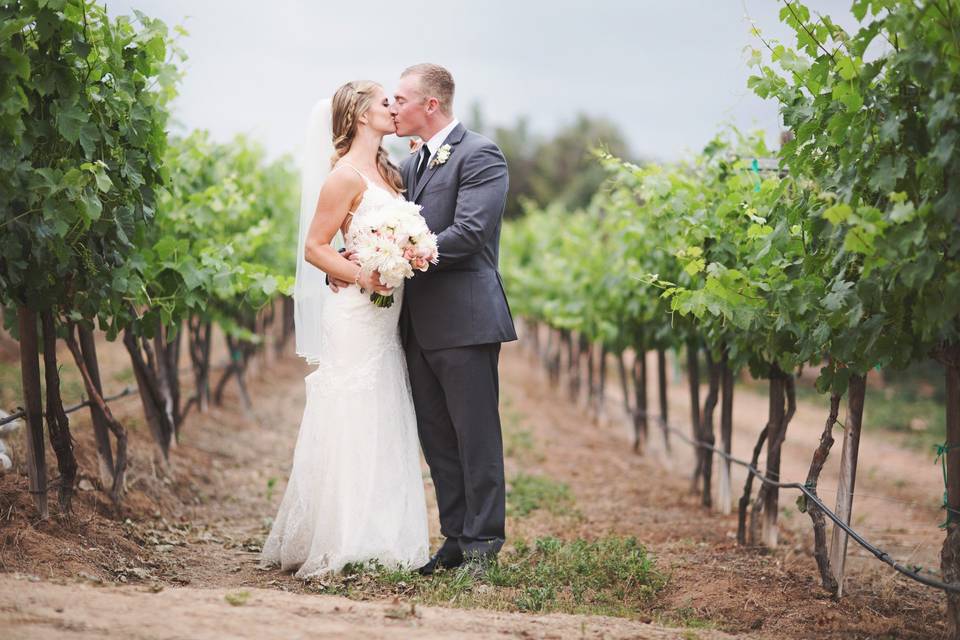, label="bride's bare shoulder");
[320,164,365,199]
